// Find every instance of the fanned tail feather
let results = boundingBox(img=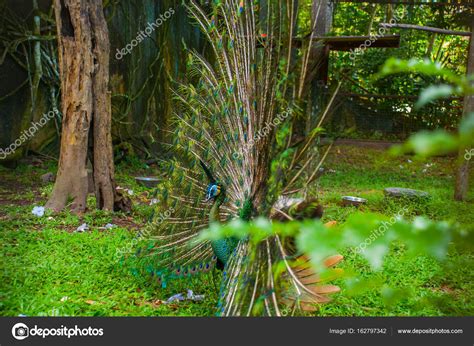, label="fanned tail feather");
[133,0,342,315]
